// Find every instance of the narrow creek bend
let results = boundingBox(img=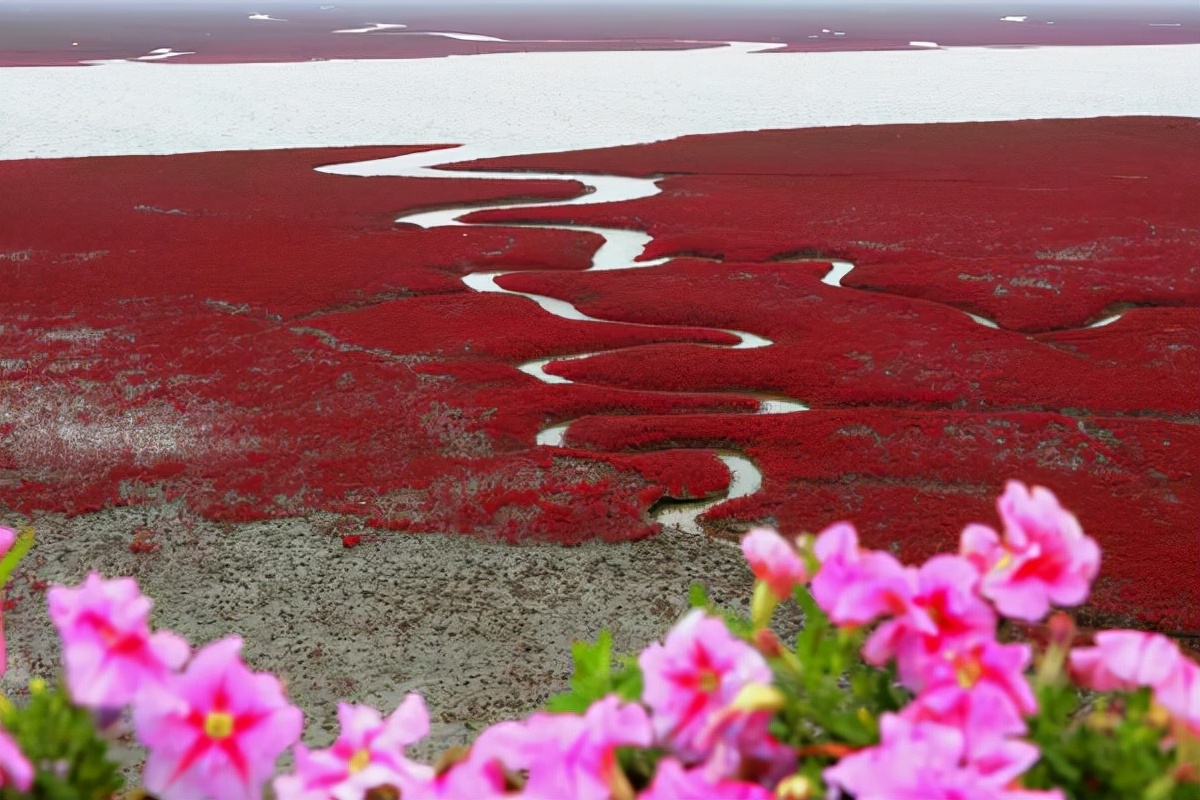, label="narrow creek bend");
[323,147,817,534]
